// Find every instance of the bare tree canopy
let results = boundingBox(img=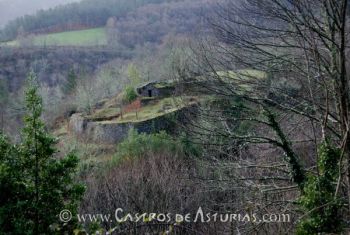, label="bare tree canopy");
[173,0,350,233]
